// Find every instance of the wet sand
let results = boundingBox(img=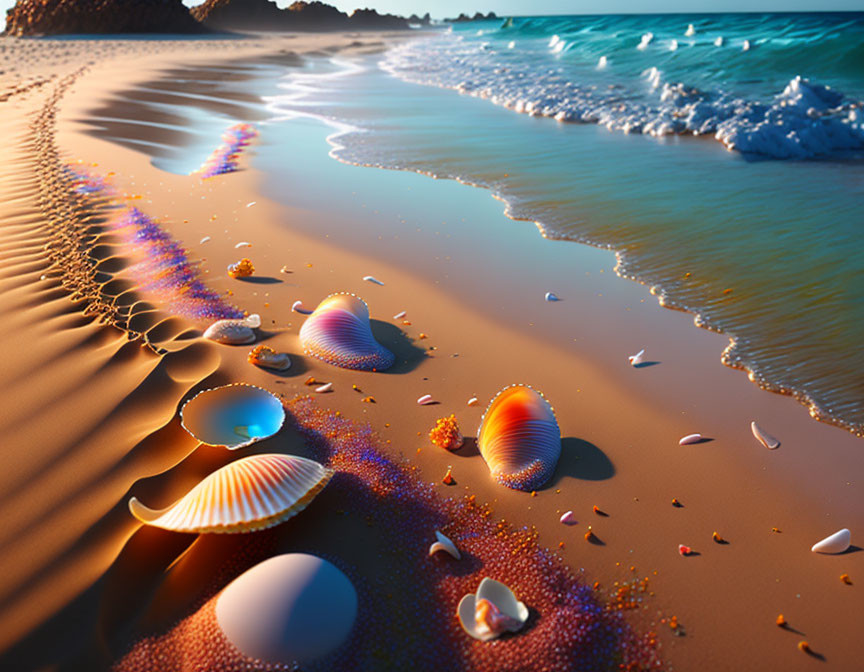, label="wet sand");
[0,32,861,671]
